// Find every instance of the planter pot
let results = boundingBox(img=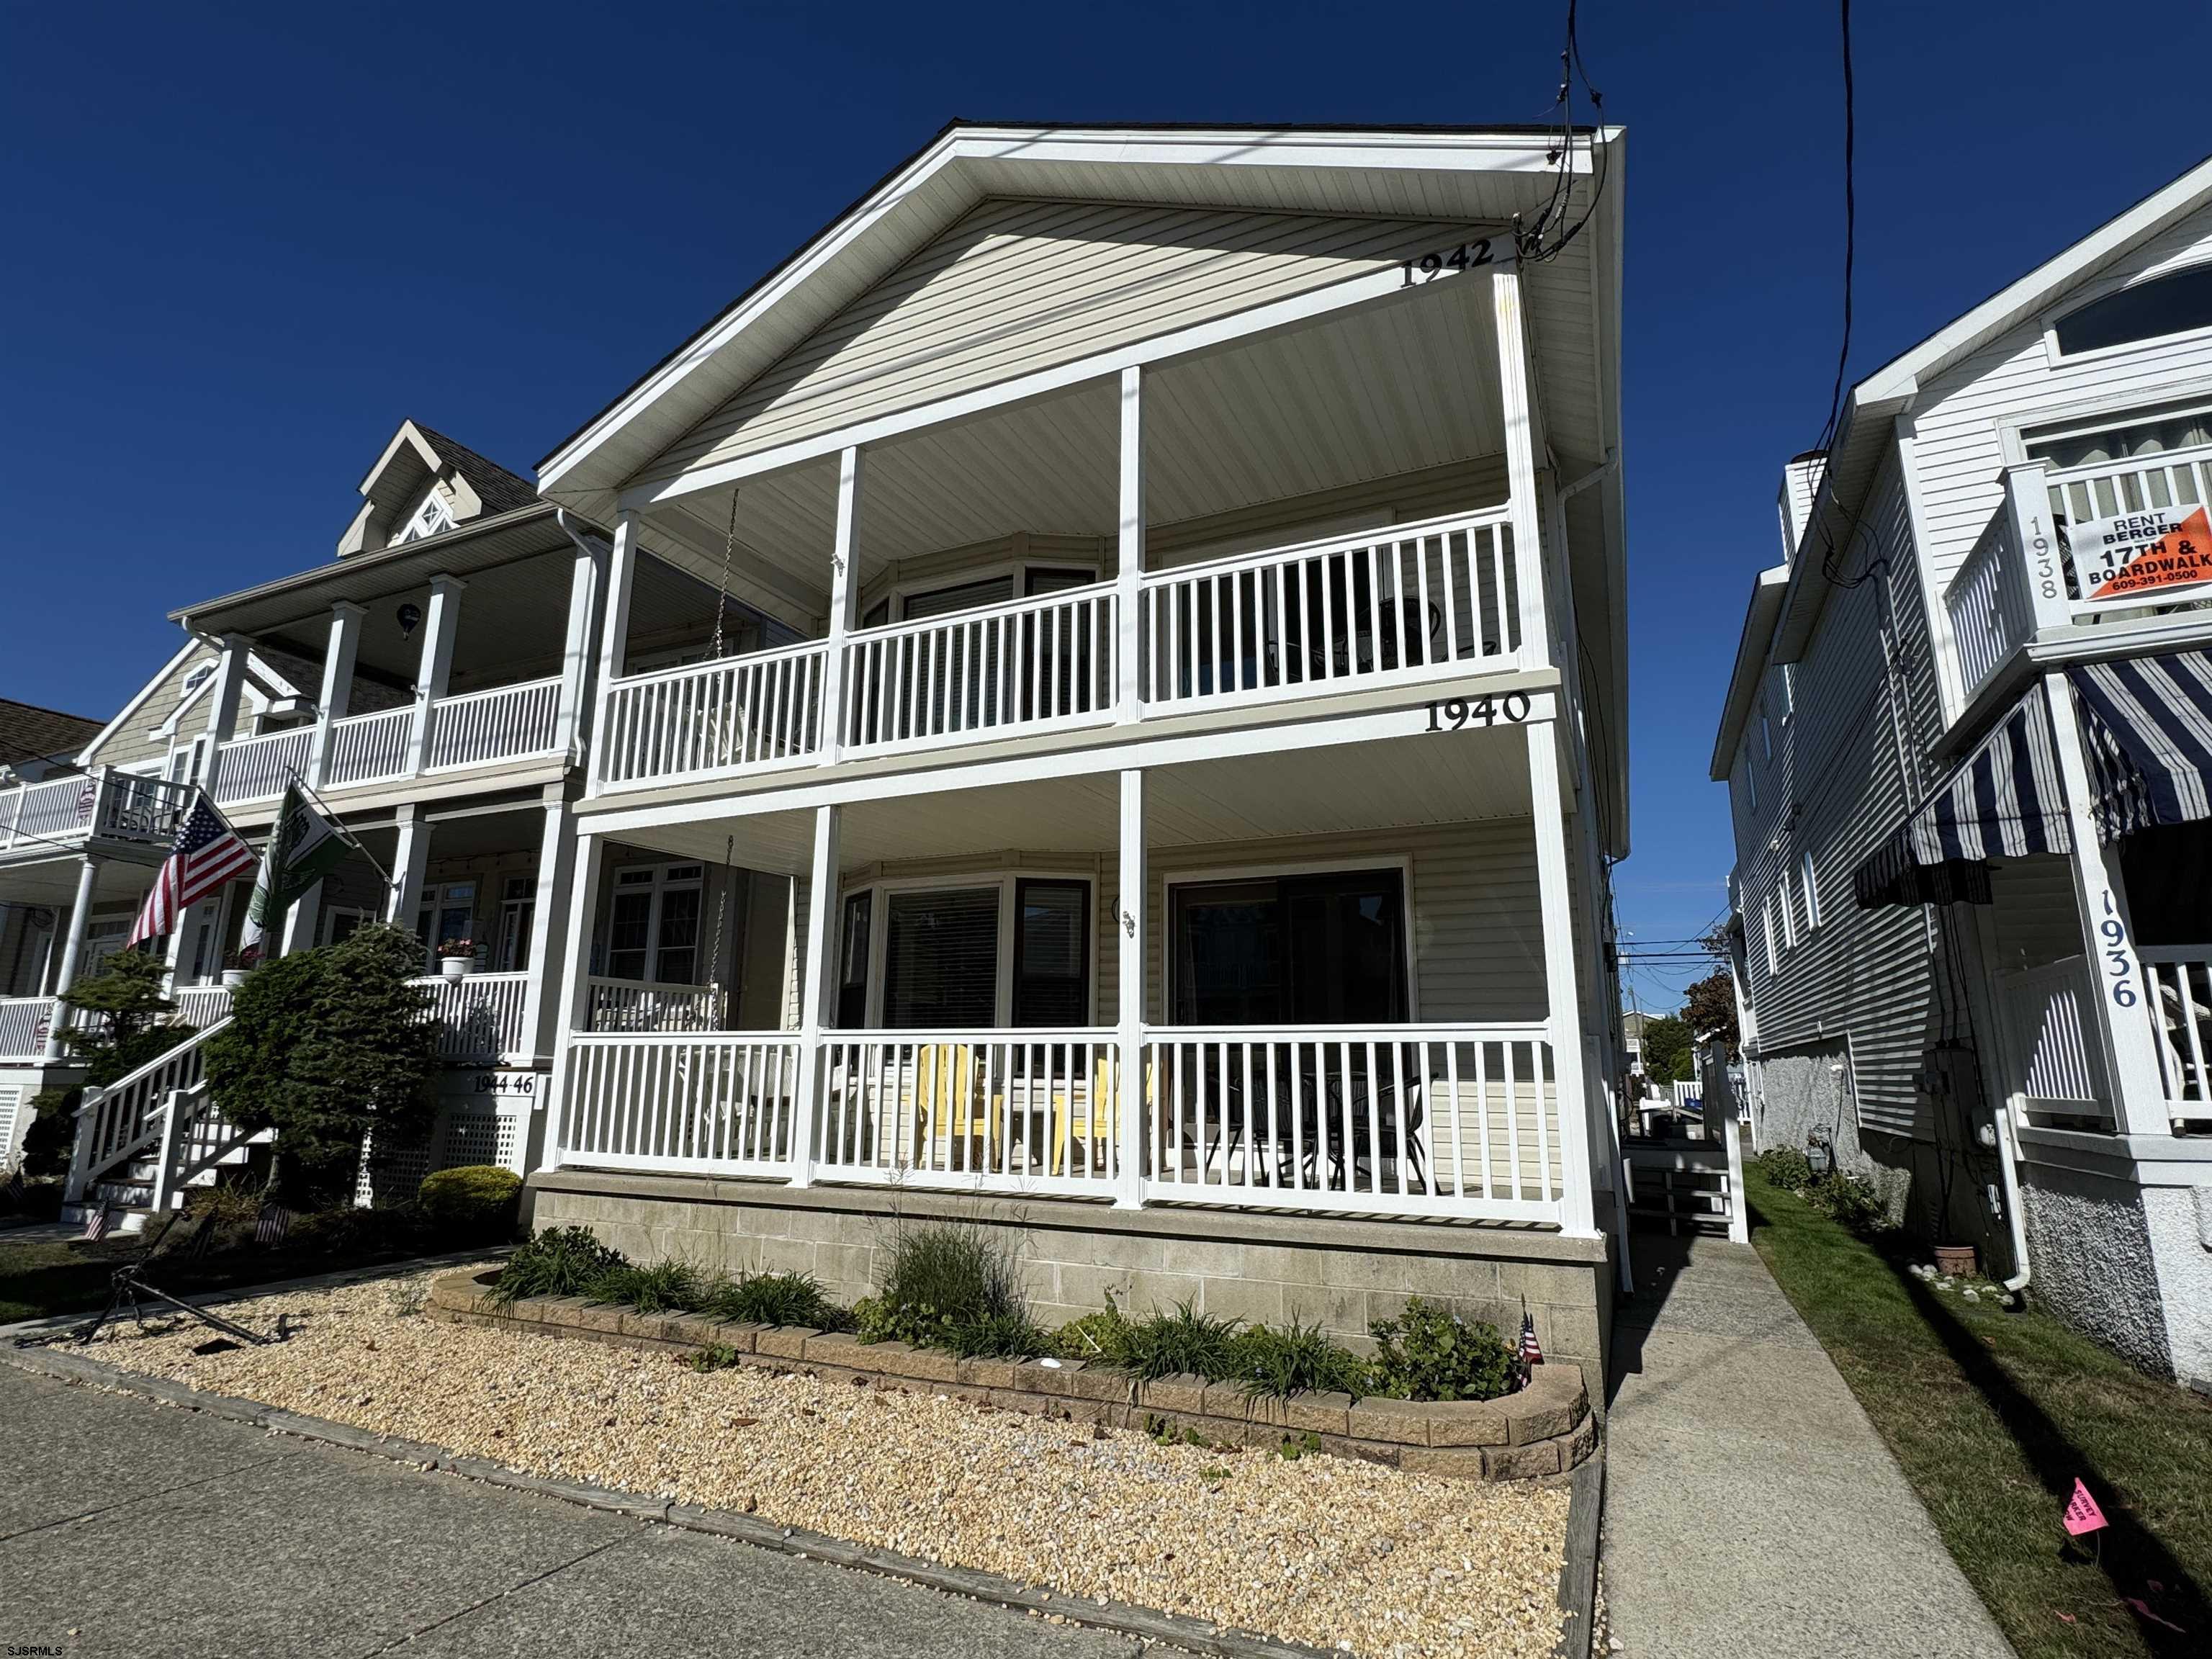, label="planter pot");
[440,957,474,981]
[221,969,249,988]
[1933,1244,1978,1277]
